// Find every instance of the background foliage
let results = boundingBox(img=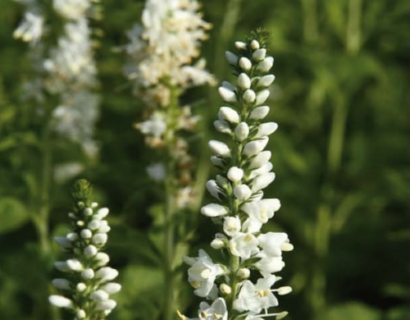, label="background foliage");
[0,0,409,320]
